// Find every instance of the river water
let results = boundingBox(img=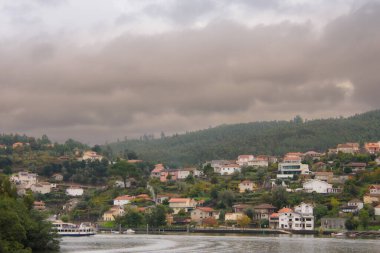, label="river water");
[60,234,380,253]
